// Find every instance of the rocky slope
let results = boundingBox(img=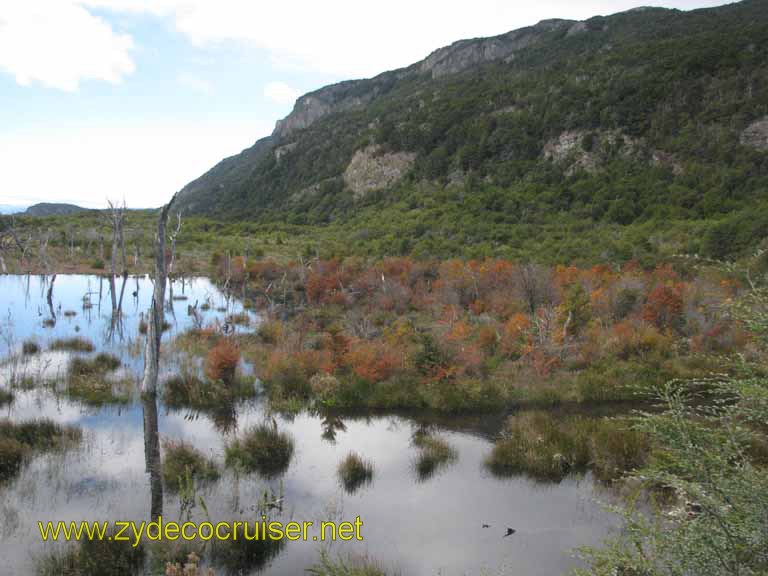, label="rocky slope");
[174,0,768,259]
